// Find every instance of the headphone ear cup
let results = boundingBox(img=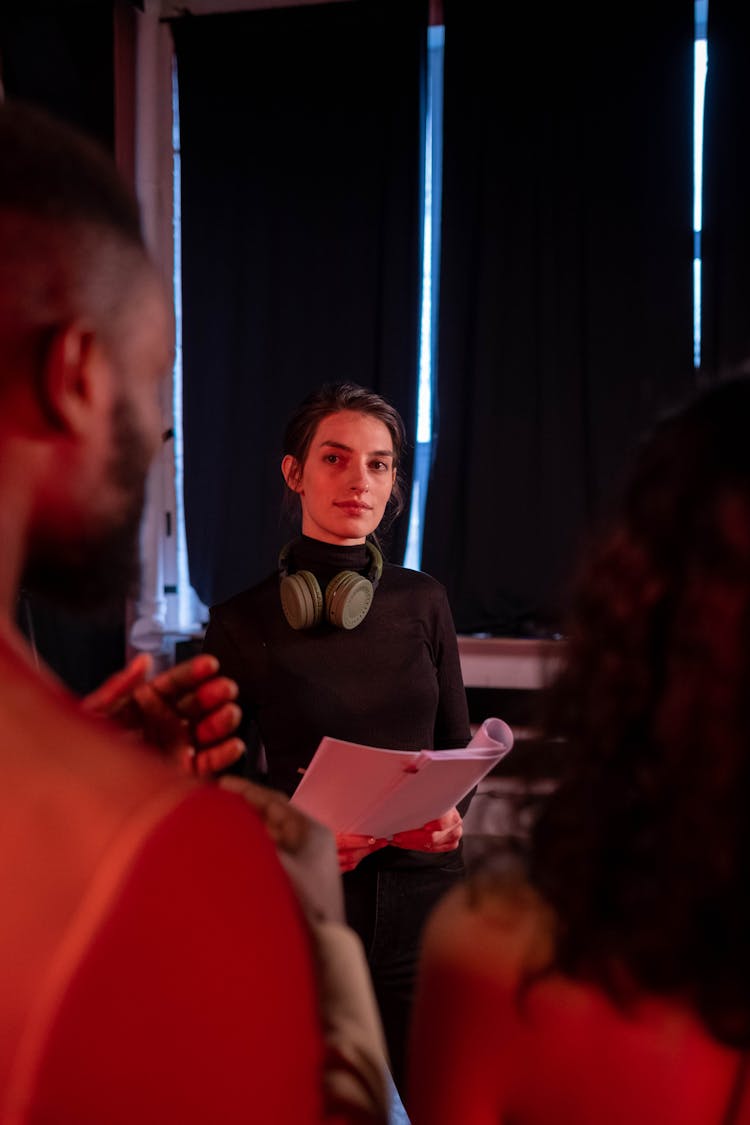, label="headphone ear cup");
[325,570,375,630]
[280,569,324,630]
